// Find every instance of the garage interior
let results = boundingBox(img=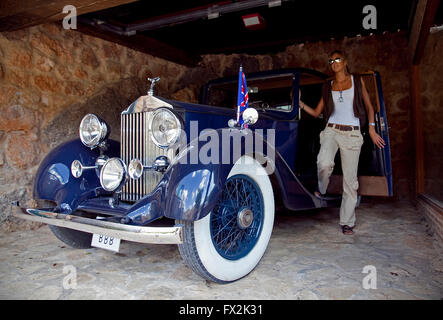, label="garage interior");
[0,0,442,299]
